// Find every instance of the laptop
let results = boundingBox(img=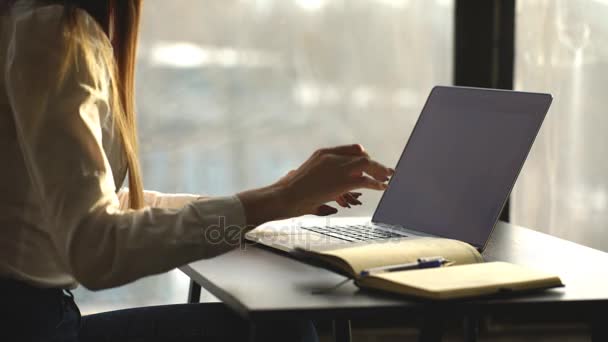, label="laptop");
[245,86,552,253]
